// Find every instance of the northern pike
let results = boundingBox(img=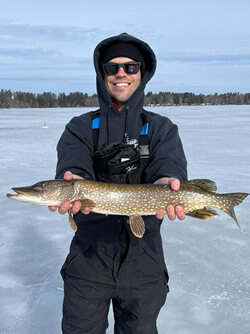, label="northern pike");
[7,178,248,238]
